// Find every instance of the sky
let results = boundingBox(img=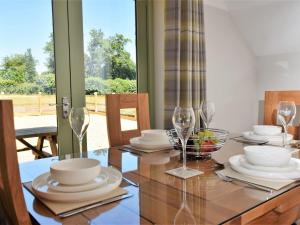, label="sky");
[0,0,136,73]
